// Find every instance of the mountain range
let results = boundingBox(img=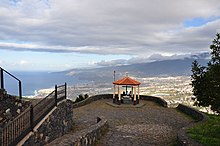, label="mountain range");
[65,53,209,83]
